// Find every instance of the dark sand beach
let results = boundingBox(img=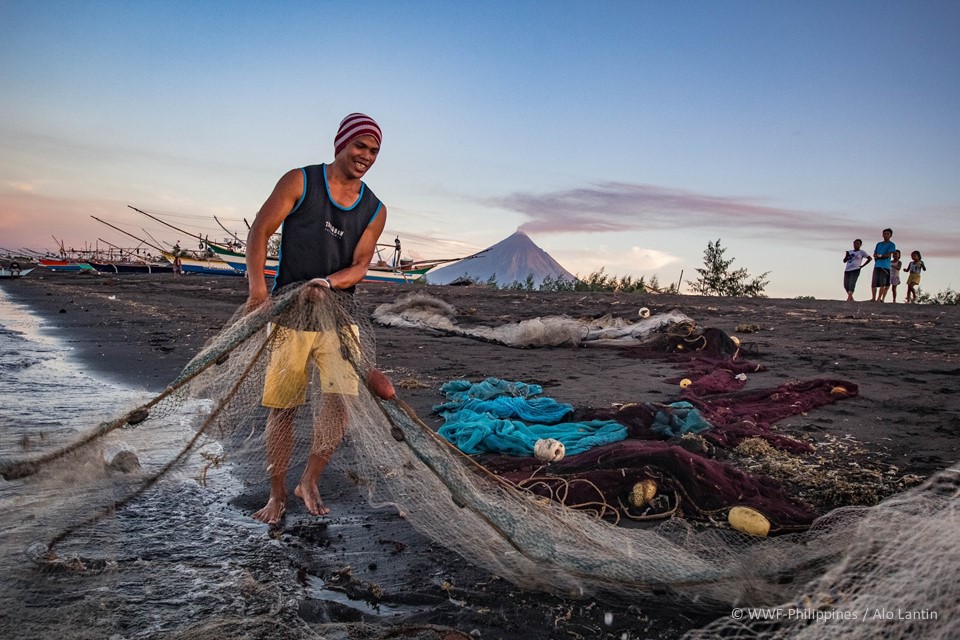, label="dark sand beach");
[2,271,959,638]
